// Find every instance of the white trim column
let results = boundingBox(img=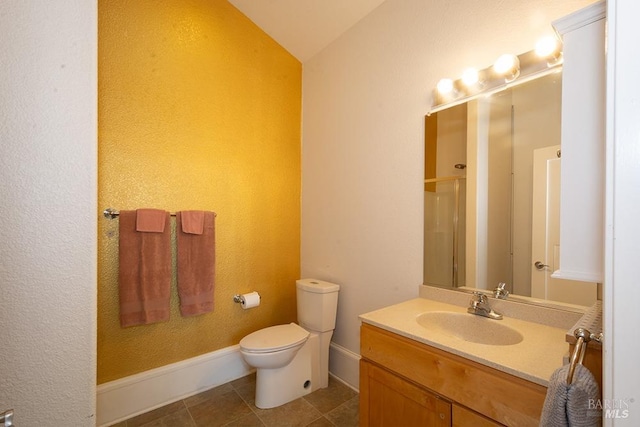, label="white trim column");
[605,0,640,424]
